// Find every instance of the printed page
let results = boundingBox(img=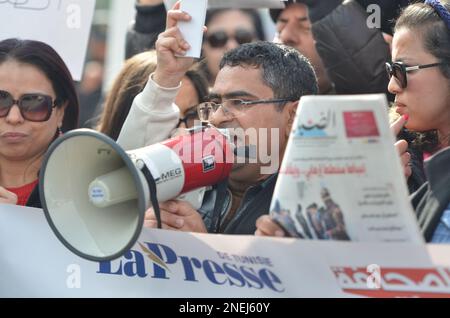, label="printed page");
[270,95,423,243]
